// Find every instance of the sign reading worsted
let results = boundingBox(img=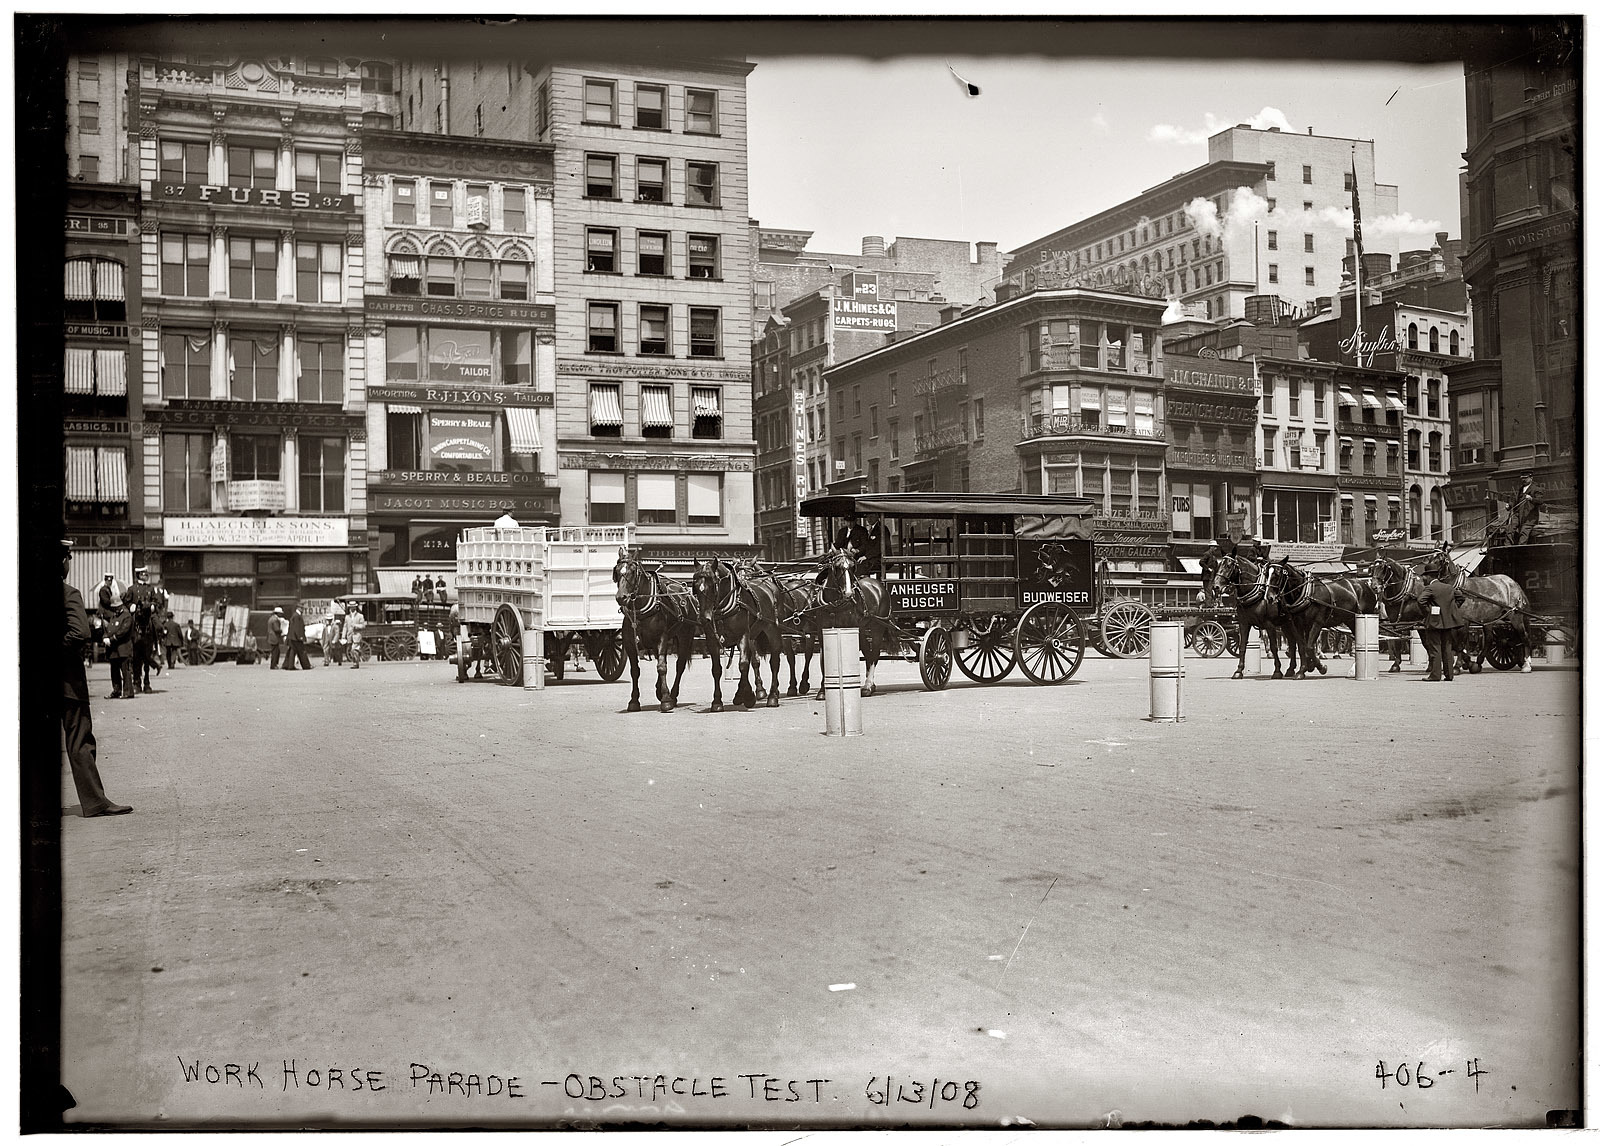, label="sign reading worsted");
[164,517,350,547]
